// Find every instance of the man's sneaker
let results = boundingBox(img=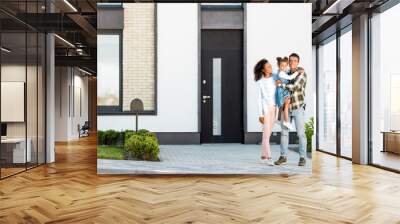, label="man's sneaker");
[298,157,306,166]
[274,156,287,165]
